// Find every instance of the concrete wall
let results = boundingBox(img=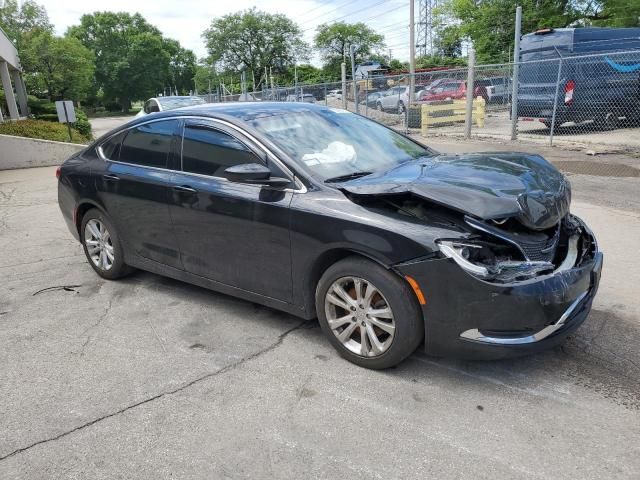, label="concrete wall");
[0,134,86,170]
